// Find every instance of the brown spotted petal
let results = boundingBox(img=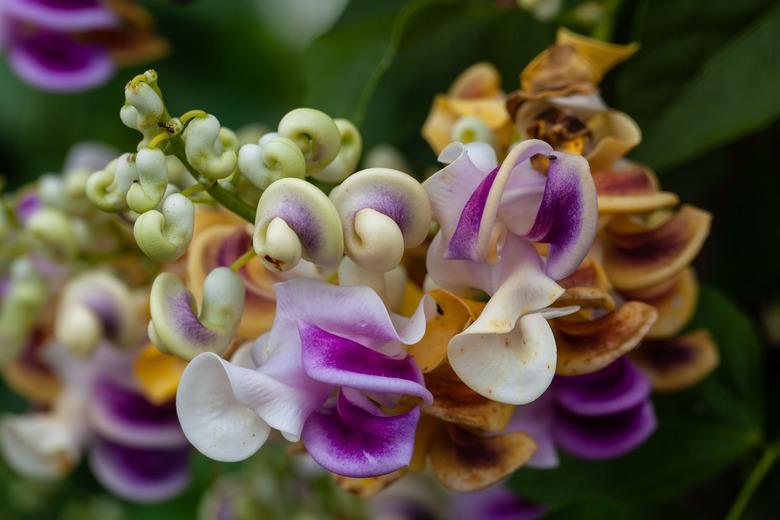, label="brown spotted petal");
[594,164,679,215]
[585,110,641,171]
[622,268,698,339]
[407,289,477,373]
[333,469,406,498]
[555,301,657,375]
[556,257,614,311]
[188,223,277,338]
[603,205,712,291]
[631,330,719,391]
[430,424,536,492]
[424,363,514,433]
